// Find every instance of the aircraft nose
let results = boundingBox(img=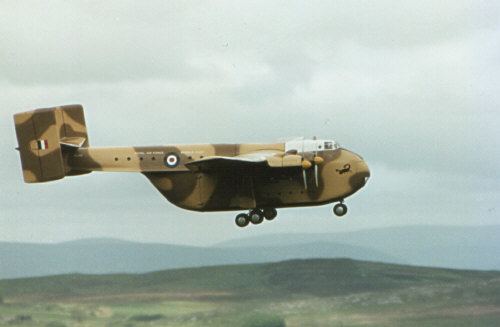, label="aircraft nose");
[355,160,370,187]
